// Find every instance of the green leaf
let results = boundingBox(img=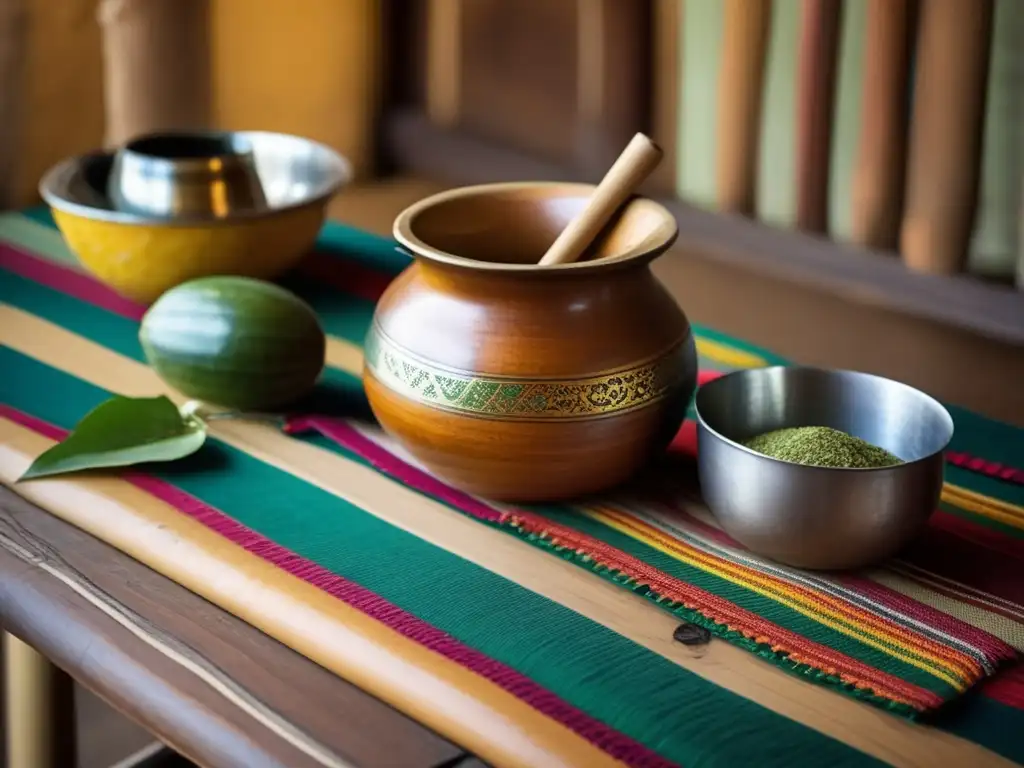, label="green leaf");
[19,395,207,481]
